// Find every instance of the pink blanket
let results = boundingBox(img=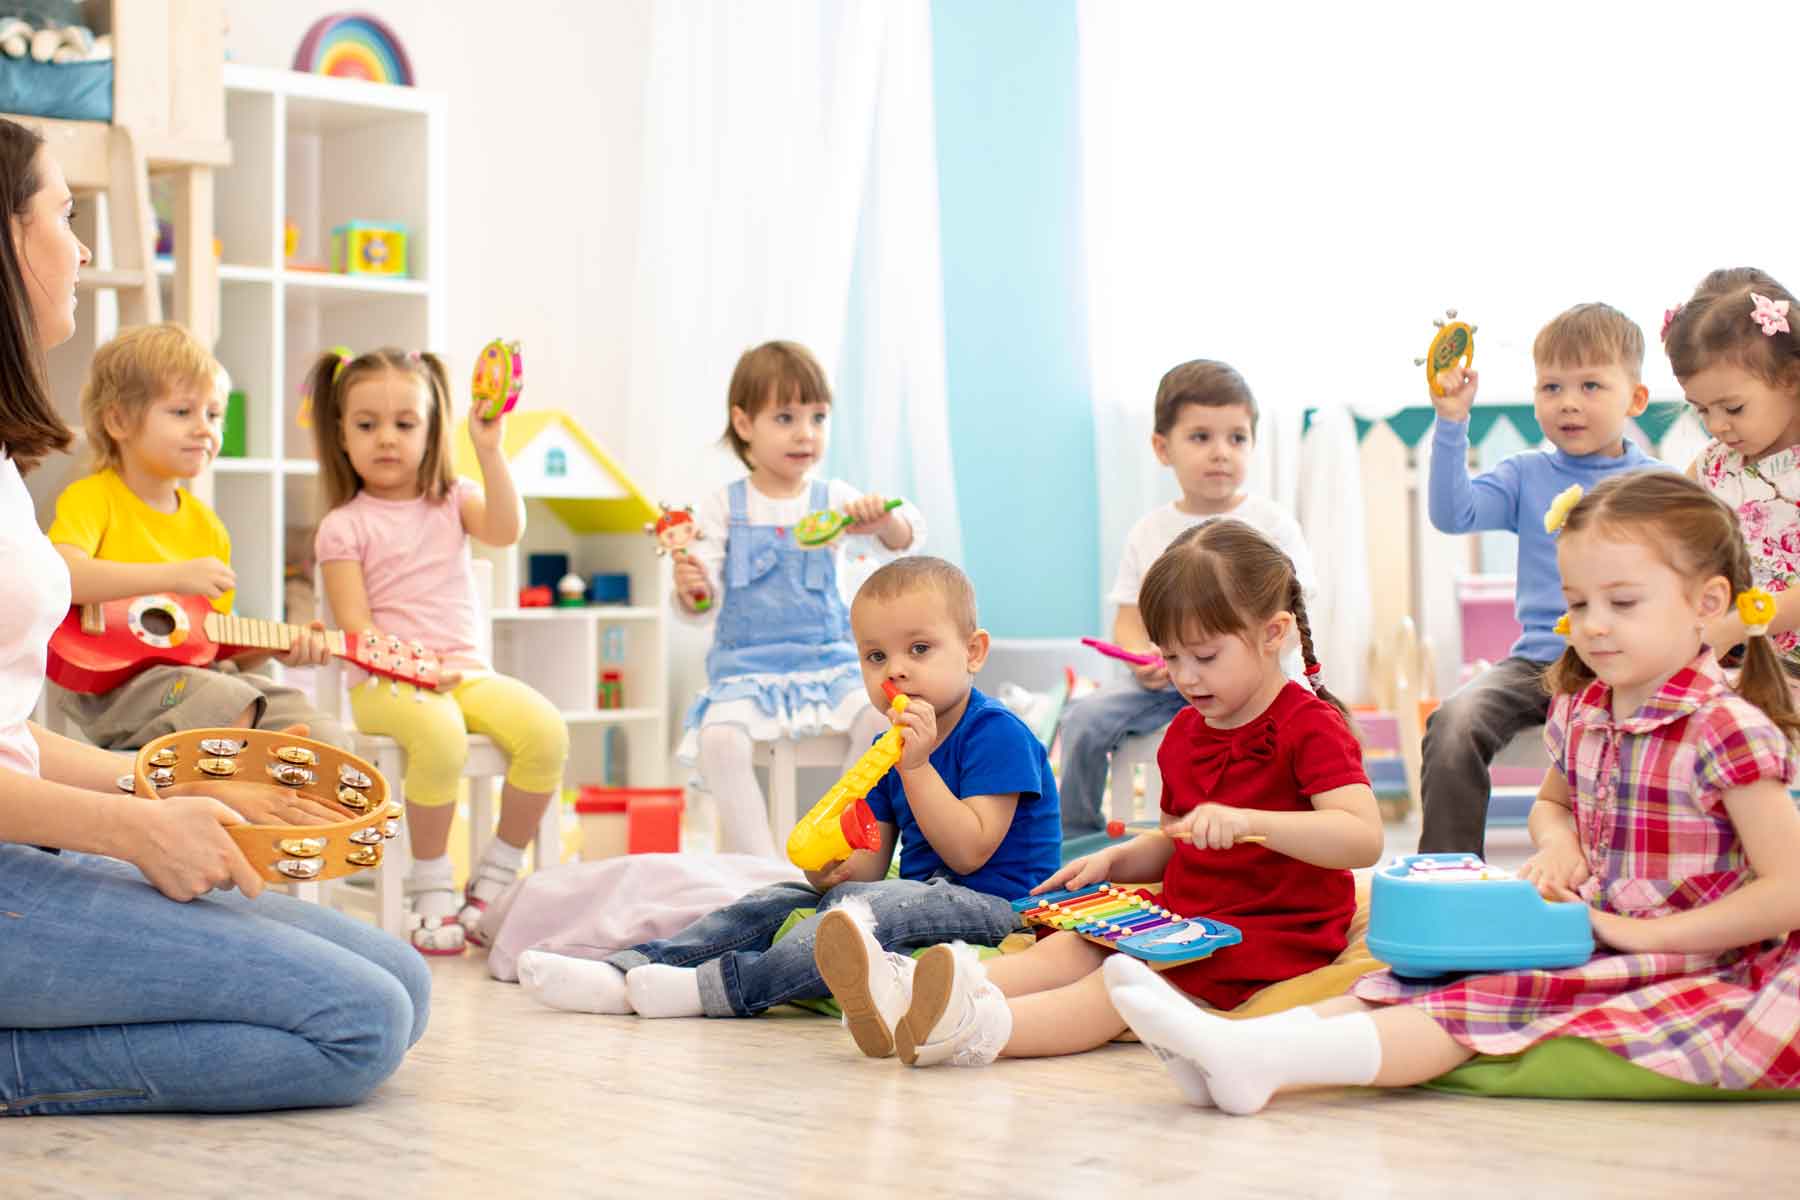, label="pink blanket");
[482,853,807,982]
